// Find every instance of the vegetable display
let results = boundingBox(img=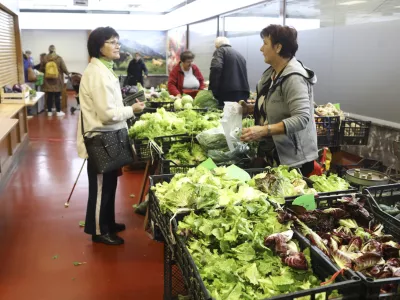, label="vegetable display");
[279,195,400,294]
[310,174,351,193]
[177,198,327,300]
[128,108,221,140]
[165,142,207,166]
[153,166,267,214]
